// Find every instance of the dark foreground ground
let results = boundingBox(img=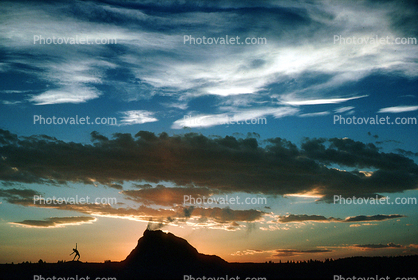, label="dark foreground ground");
[1,255,418,280]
